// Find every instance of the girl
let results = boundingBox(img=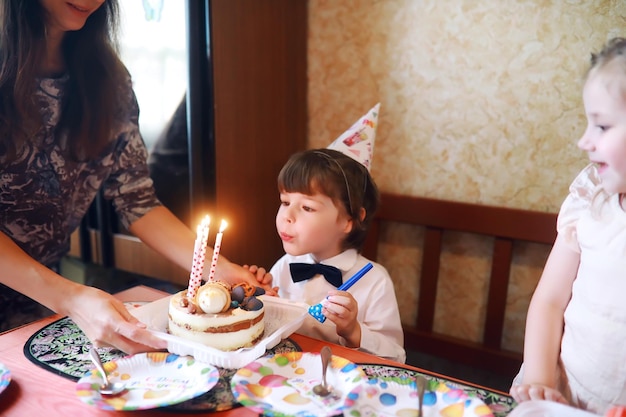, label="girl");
[510,37,626,414]
[0,0,270,353]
